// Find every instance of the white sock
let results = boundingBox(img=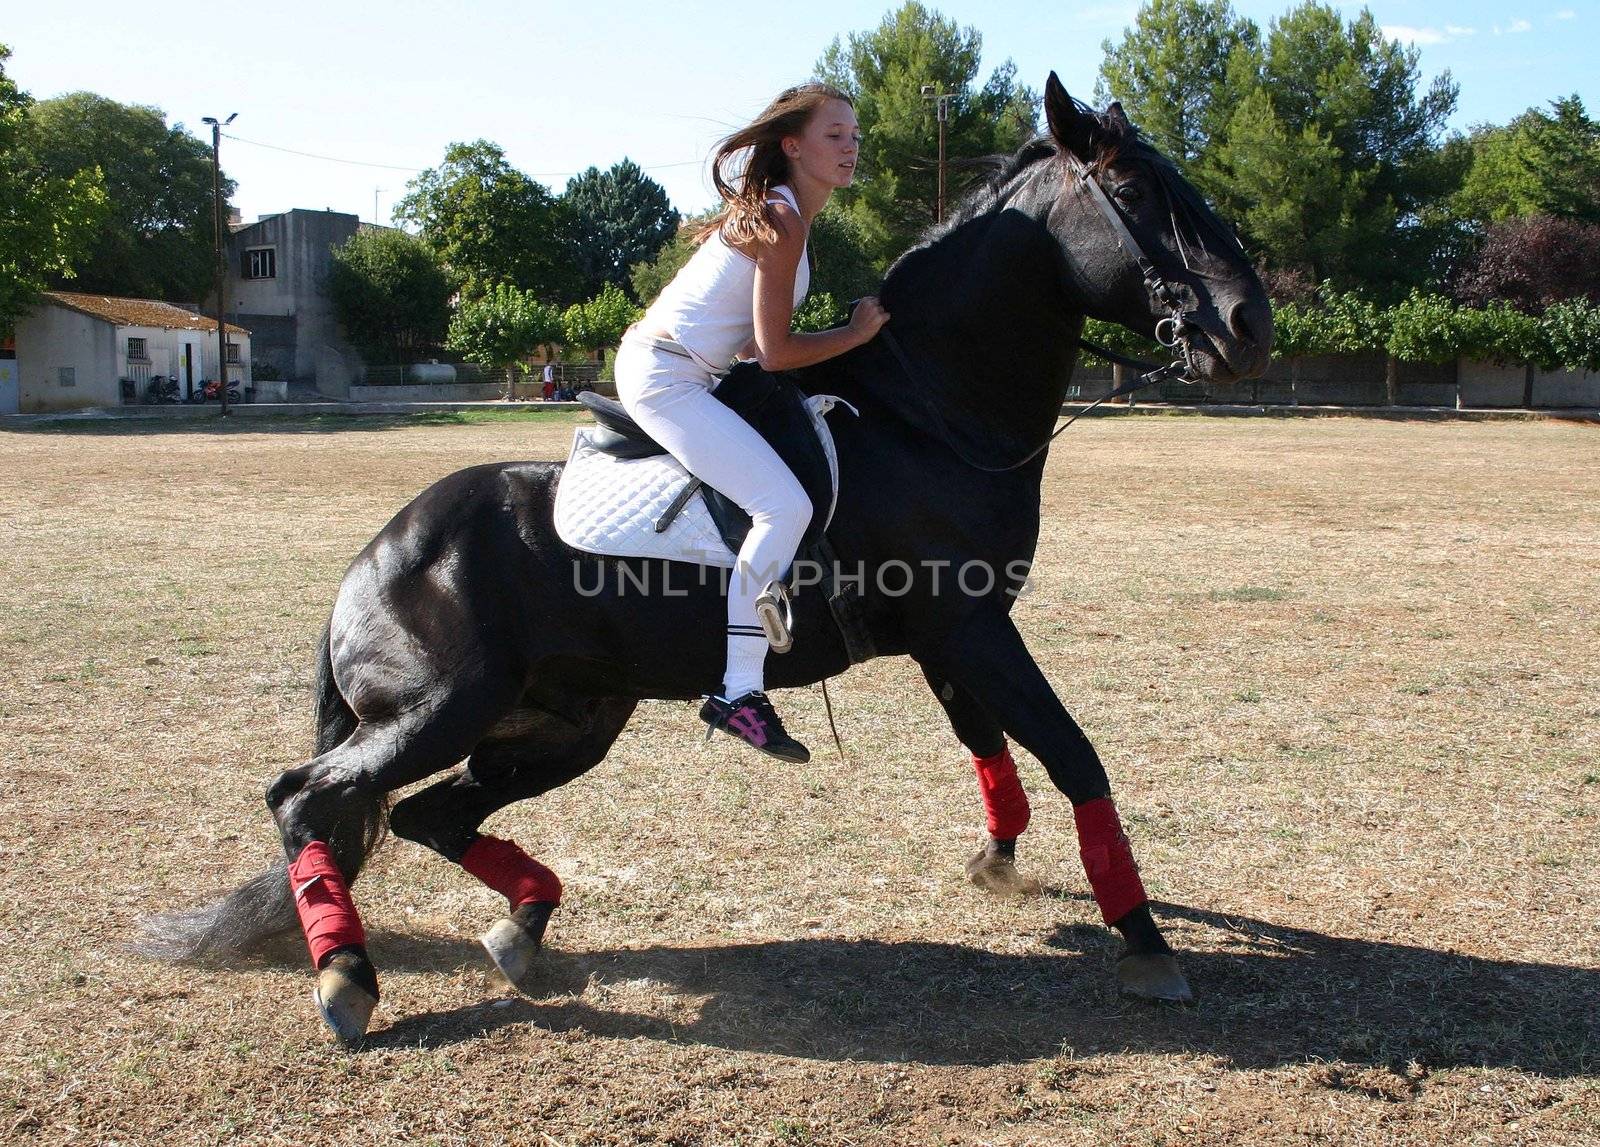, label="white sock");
[722,630,768,699]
